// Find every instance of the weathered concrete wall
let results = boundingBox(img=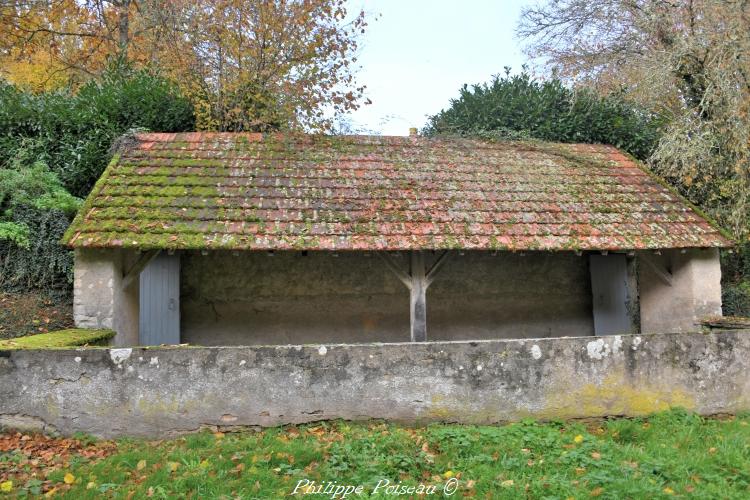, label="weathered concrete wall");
[1,331,747,438]
[181,251,594,345]
[638,248,722,333]
[74,247,723,346]
[73,249,139,346]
